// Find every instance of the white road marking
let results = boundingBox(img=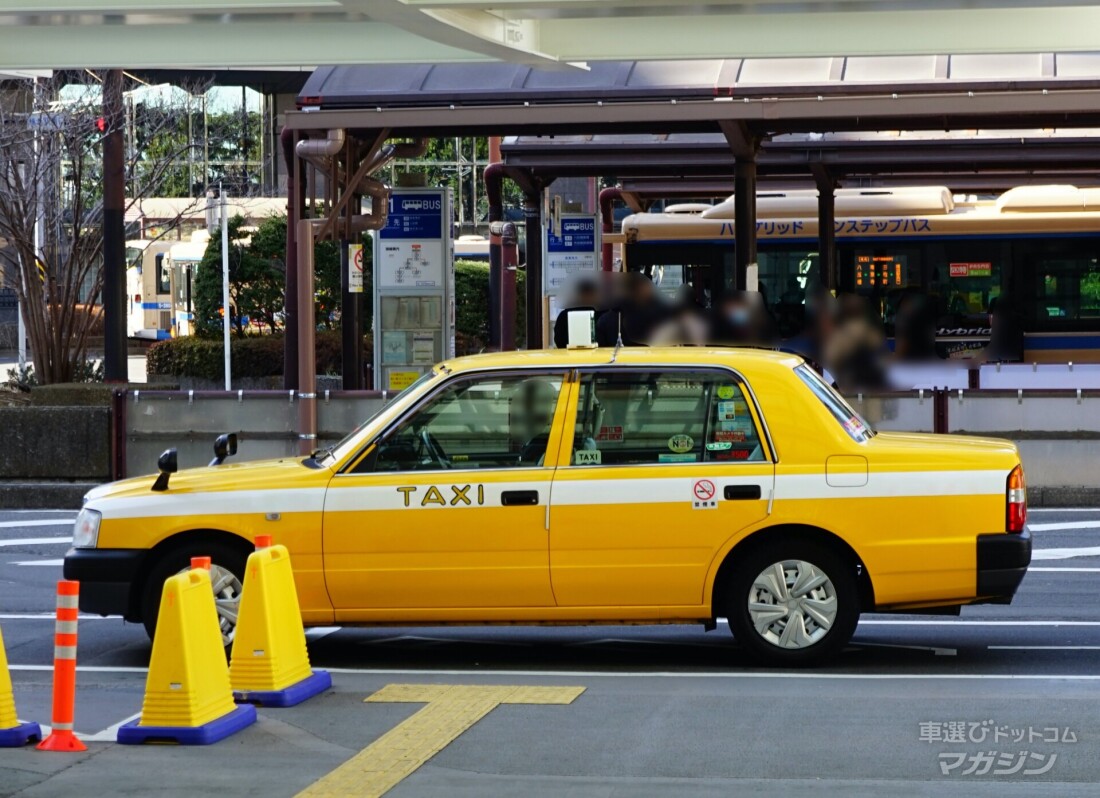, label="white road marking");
[0,537,71,548]
[0,519,73,529]
[860,619,1100,626]
[1032,546,1100,560]
[81,712,142,742]
[1029,521,1100,532]
[989,646,1100,651]
[1028,508,1100,513]
[1030,567,1100,572]
[9,663,1100,681]
[9,559,63,566]
[0,613,114,620]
